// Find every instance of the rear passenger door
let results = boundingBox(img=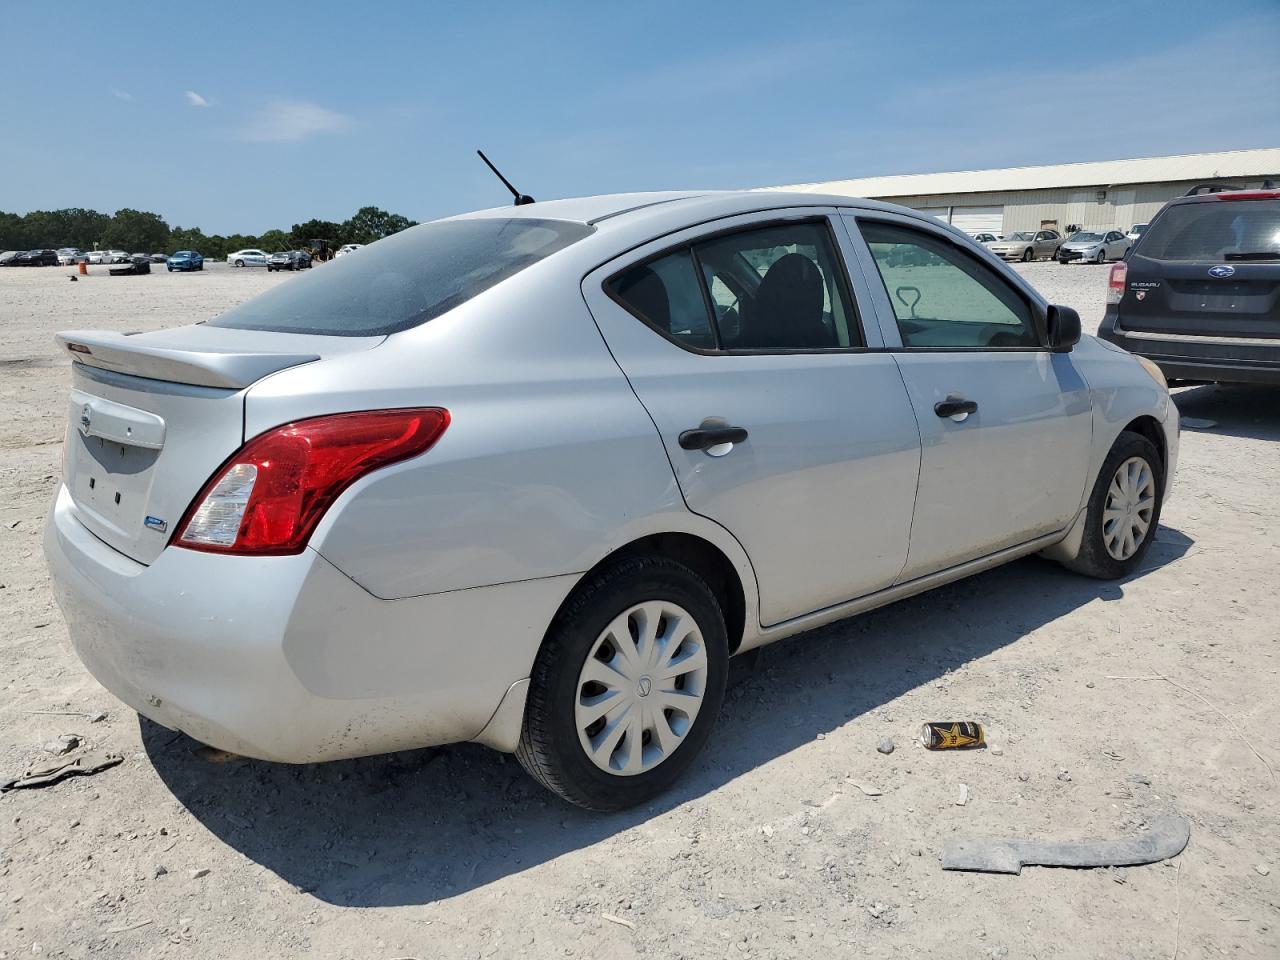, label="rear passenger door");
[844,213,1092,581]
[582,210,922,626]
